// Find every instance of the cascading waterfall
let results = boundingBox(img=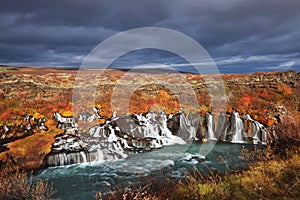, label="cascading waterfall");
[47,110,196,166]
[245,114,269,145]
[222,111,270,144]
[47,109,273,167]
